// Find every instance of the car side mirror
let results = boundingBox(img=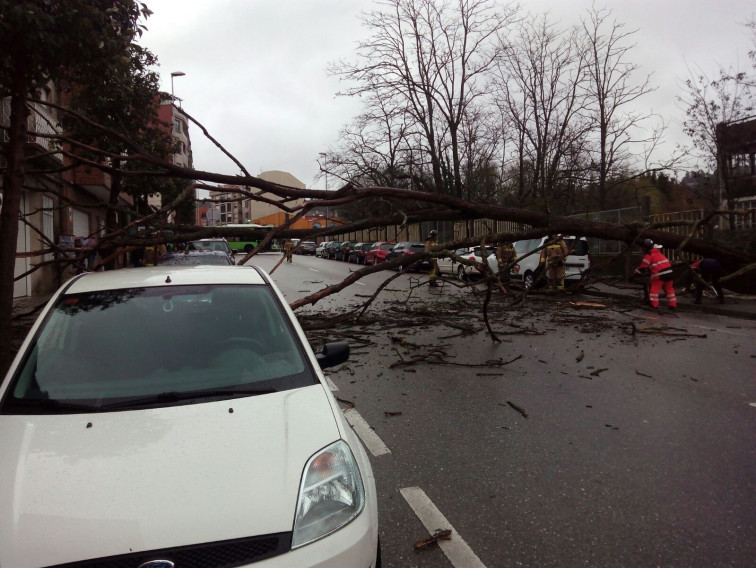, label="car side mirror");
[316,341,350,369]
